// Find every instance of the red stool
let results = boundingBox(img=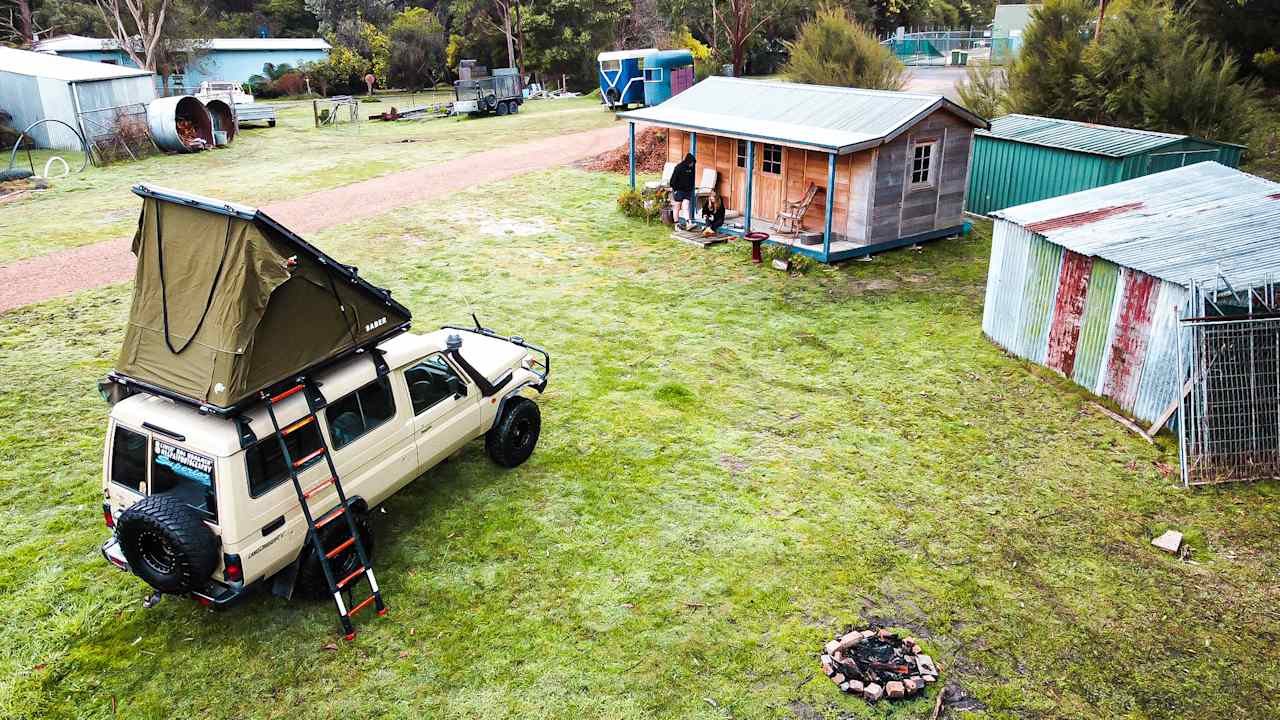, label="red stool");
[745,231,770,263]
